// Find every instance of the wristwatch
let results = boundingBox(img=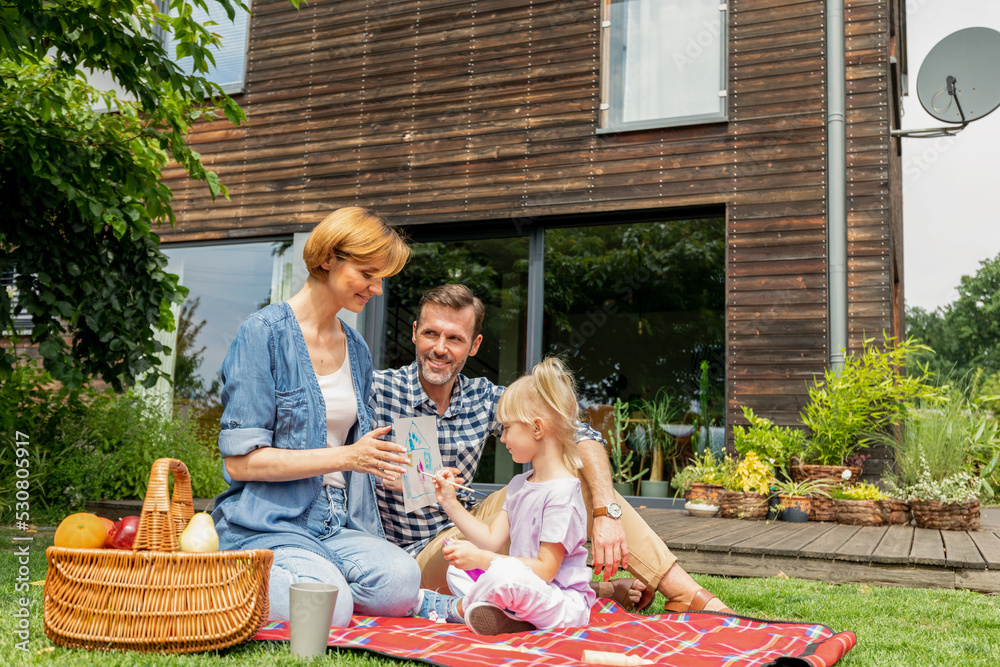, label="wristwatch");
[593,502,623,519]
